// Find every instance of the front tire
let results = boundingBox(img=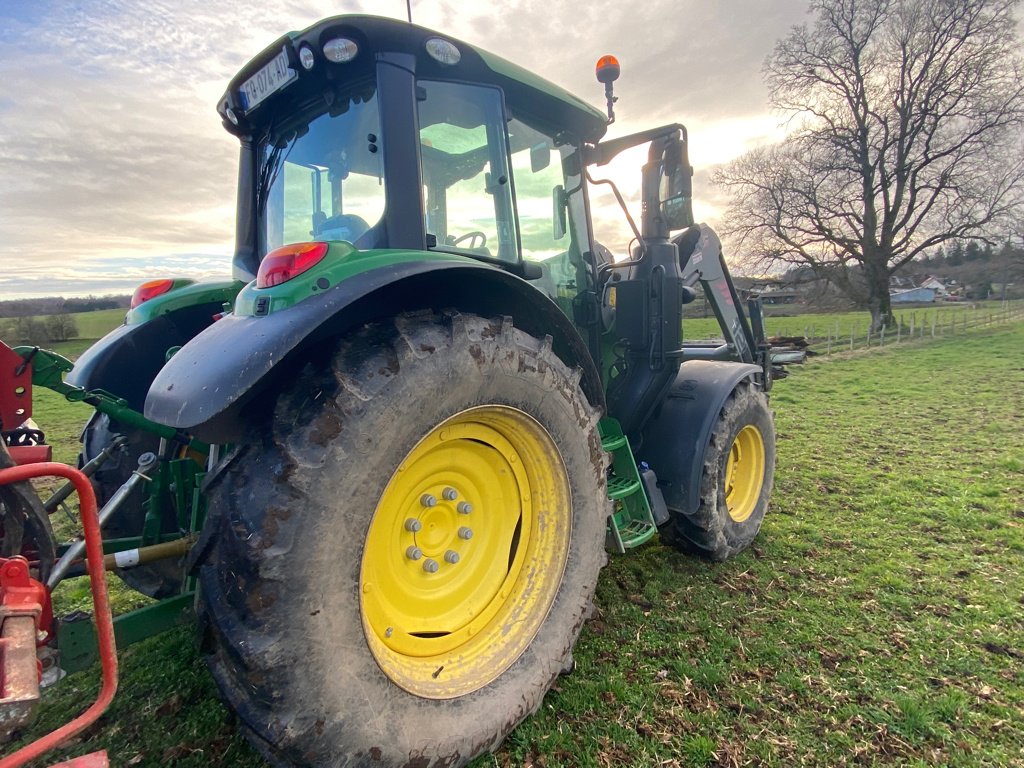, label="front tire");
[200,311,608,767]
[661,379,775,560]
